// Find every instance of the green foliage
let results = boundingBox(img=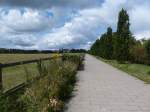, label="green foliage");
[90,8,136,61]
[0,54,84,112]
[129,39,150,65]
[0,91,24,112]
[106,27,113,59]
[104,27,113,59]
[62,53,85,70]
[98,57,150,83]
[130,41,146,63]
[90,27,113,59]
[145,39,150,59]
[90,39,100,56]
[99,33,107,58]
[90,9,149,65]
[36,60,49,77]
[114,8,134,62]
[18,54,83,112]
